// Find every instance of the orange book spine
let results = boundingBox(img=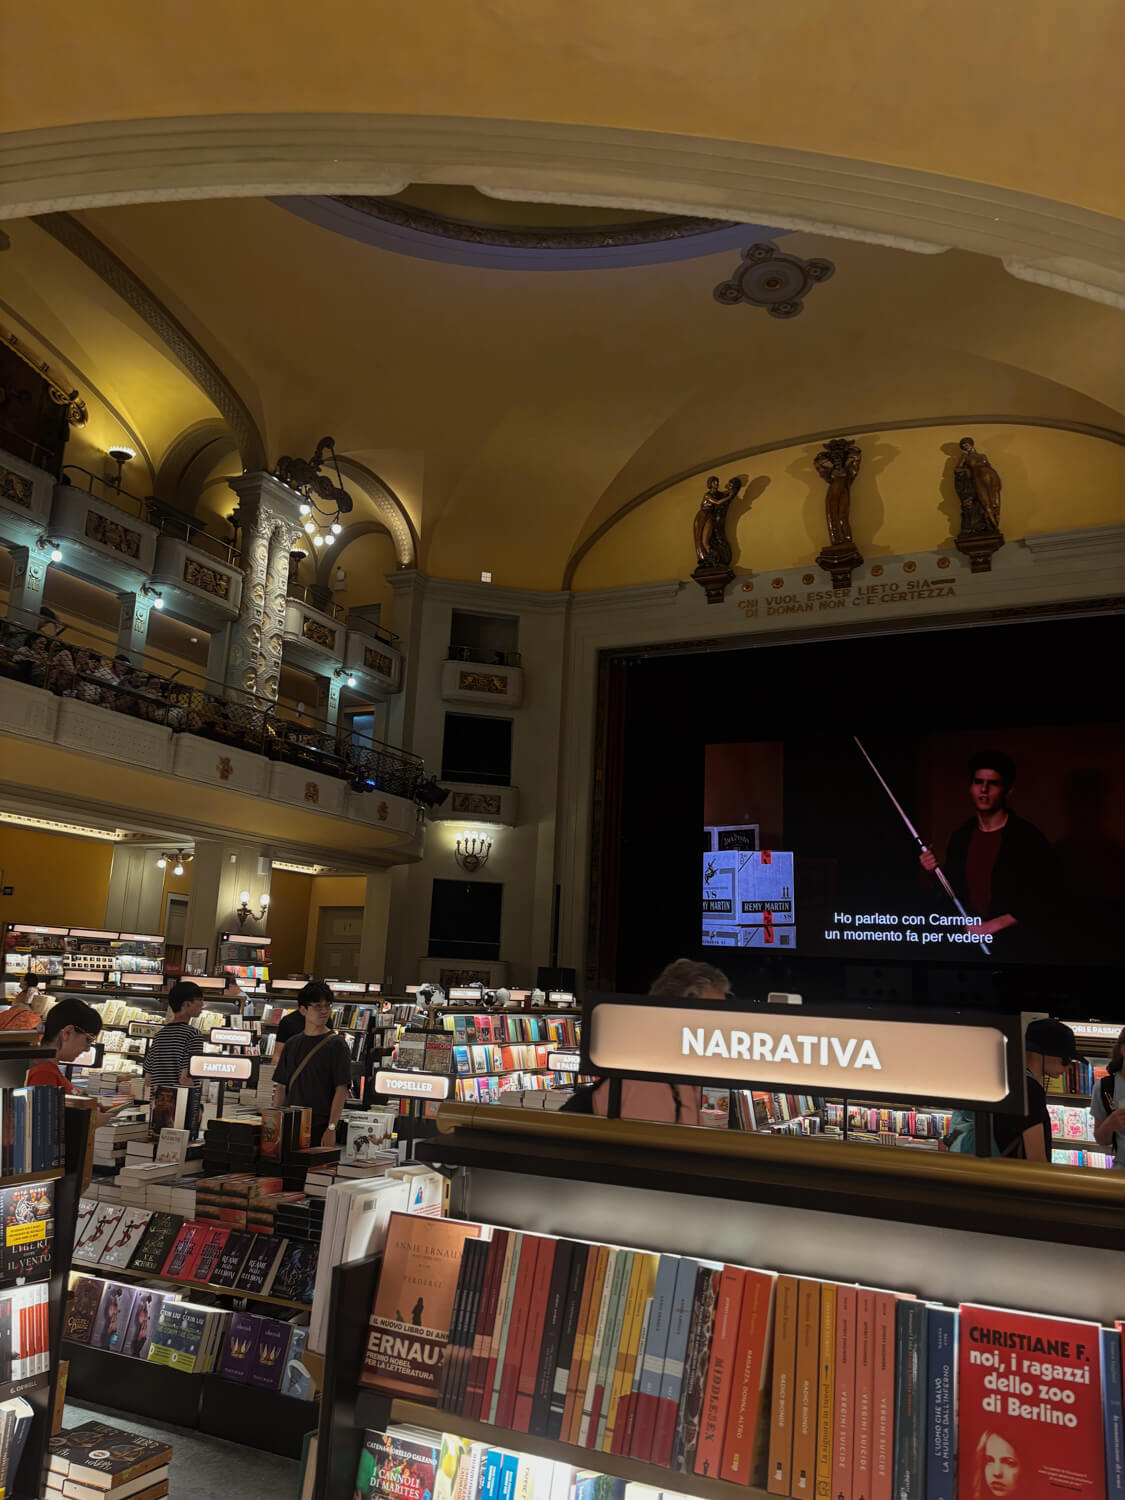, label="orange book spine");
[695,1266,746,1479]
[869,1294,896,1500]
[832,1287,857,1500]
[564,1245,607,1445]
[721,1268,778,1487]
[766,1276,799,1493]
[814,1284,837,1500]
[789,1279,821,1499]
